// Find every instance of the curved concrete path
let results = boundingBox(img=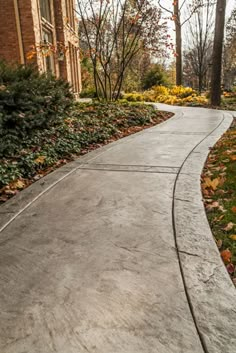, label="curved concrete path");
[0,105,236,353]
